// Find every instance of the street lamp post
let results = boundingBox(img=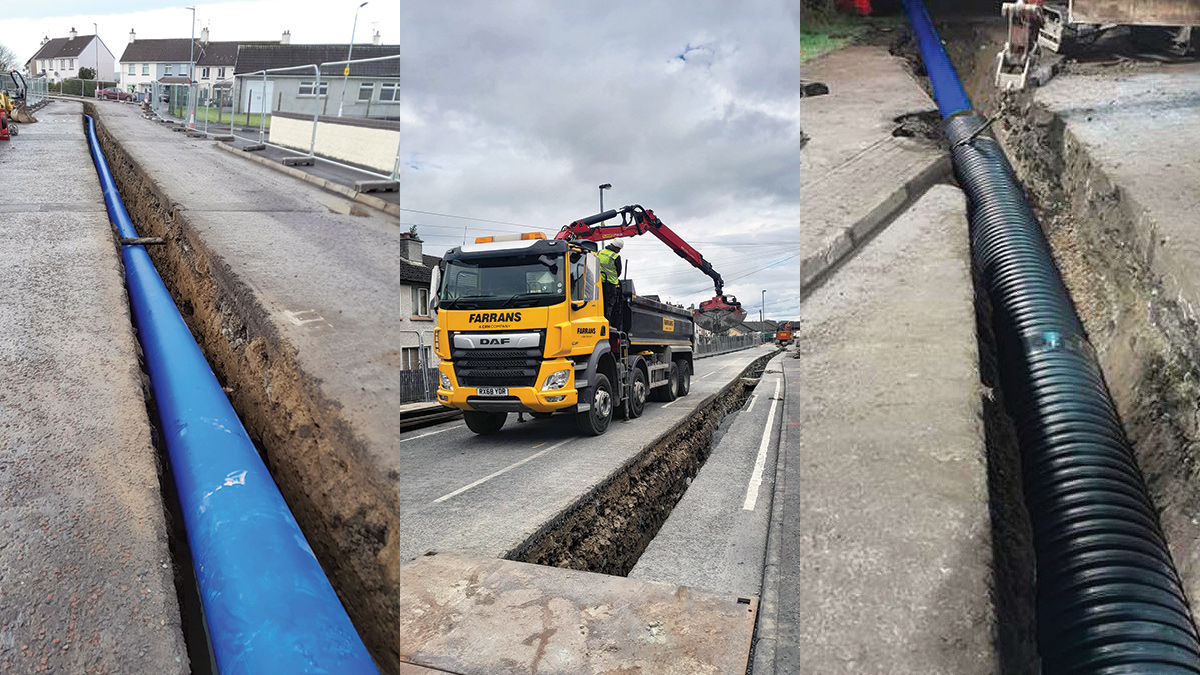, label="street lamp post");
[93,23,98,95]
[186,6,196,130]
[337,1,369,117]
[599,183,612,212]
[761,289,766,338]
